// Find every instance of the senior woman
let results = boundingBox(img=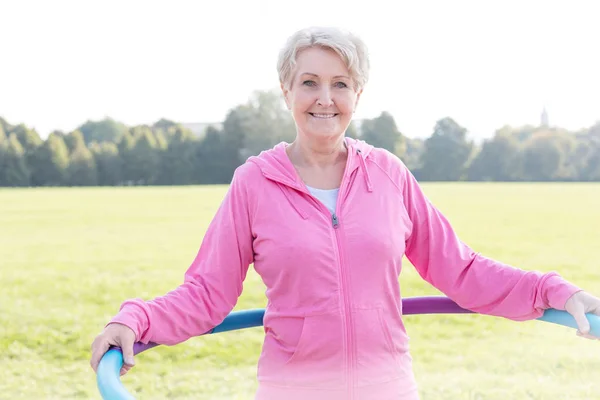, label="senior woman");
[91,26,600,399]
